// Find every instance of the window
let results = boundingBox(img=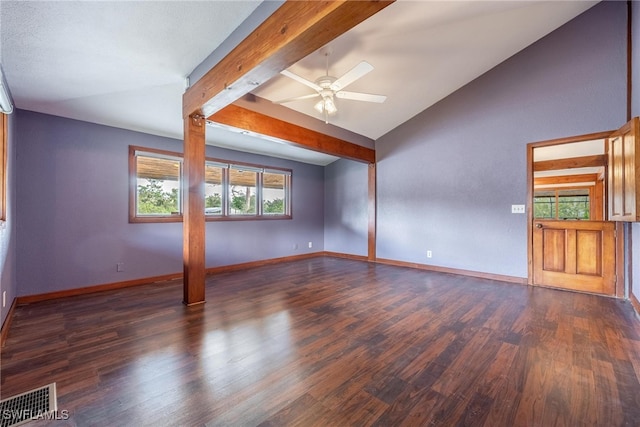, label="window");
[130,146,292,222]
[263,170,288,215]
[205,162,225,216]
[130,147,183,222]
[229,165,258,216]
[534,188,590,220]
